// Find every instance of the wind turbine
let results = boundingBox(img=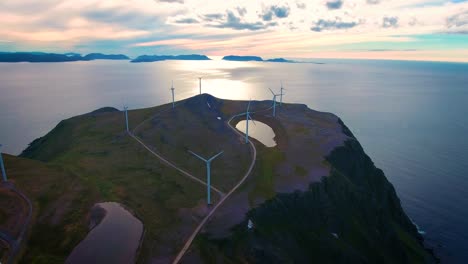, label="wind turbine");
[124,106,129,133]
[198,77,202,95]
[0,144,7,182]
[170,80,175,109]
[269,88,283,117]
[245,100,255,144]
[188,150,223,205]
[280,81,285,106]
